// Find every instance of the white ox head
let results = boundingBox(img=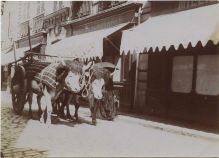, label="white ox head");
[56,57,84,93]
[91,78,105,100]
[65,72,82,93]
